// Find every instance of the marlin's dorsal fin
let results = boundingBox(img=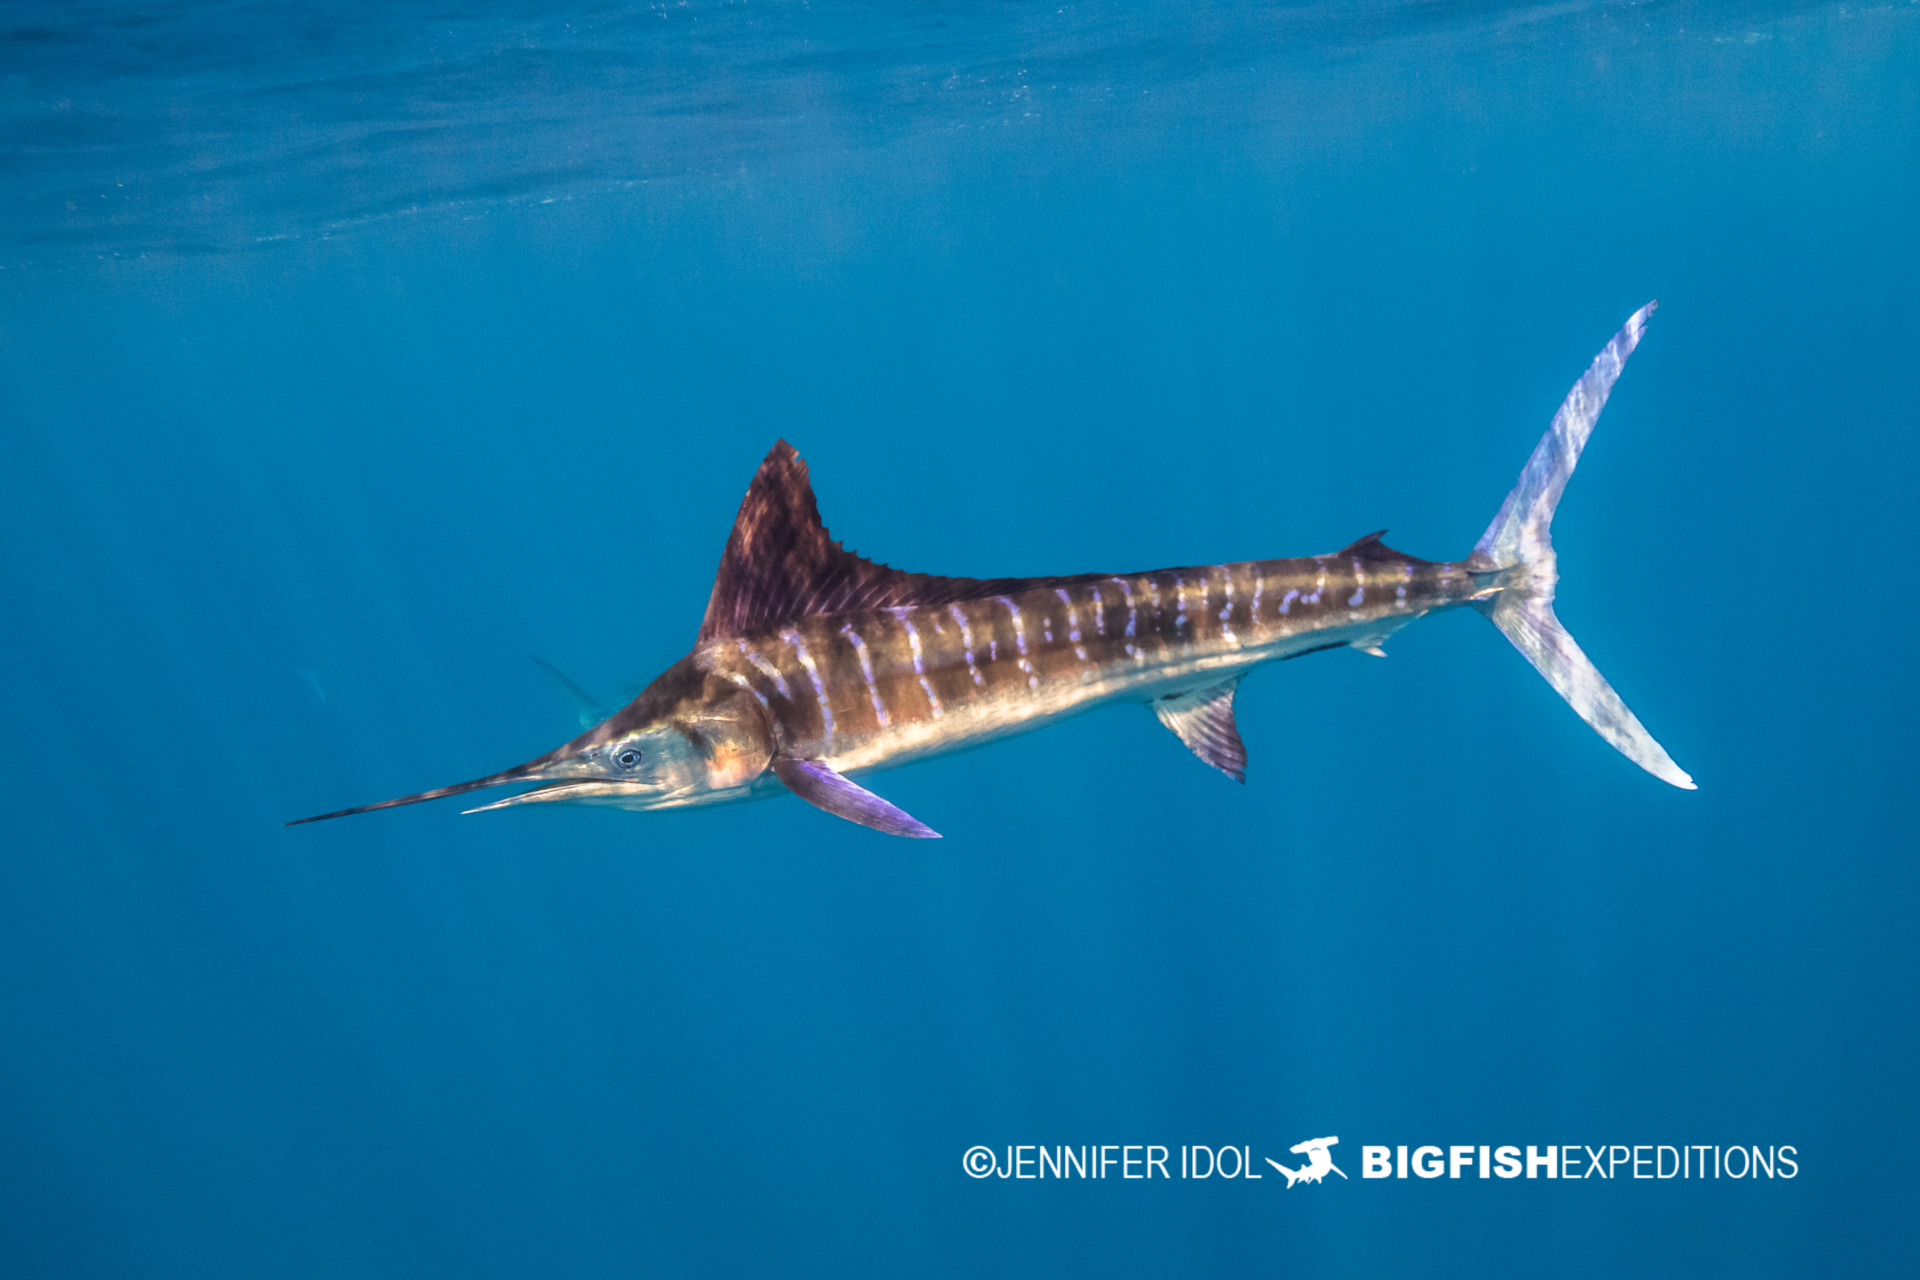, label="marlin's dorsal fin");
[698,441,1100,642]
[1154,677,1248,782]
